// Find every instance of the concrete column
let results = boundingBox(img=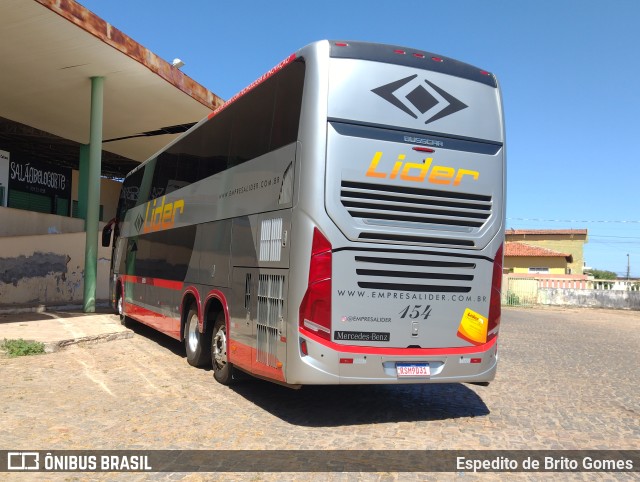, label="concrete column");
[83,76,104,313]
[78,144,89,220]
